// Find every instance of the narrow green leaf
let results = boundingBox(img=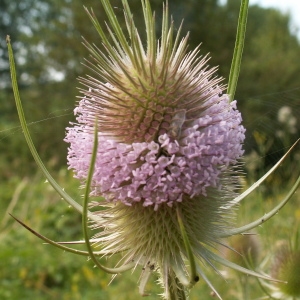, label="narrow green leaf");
[81,123,135,274]
[205,248,283,282]
[176,208,198,287]
[10,214,136,273]
[225,139,300,208]
[10,214,91,256]
[142,0,156,69]
[100,0,133,59]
